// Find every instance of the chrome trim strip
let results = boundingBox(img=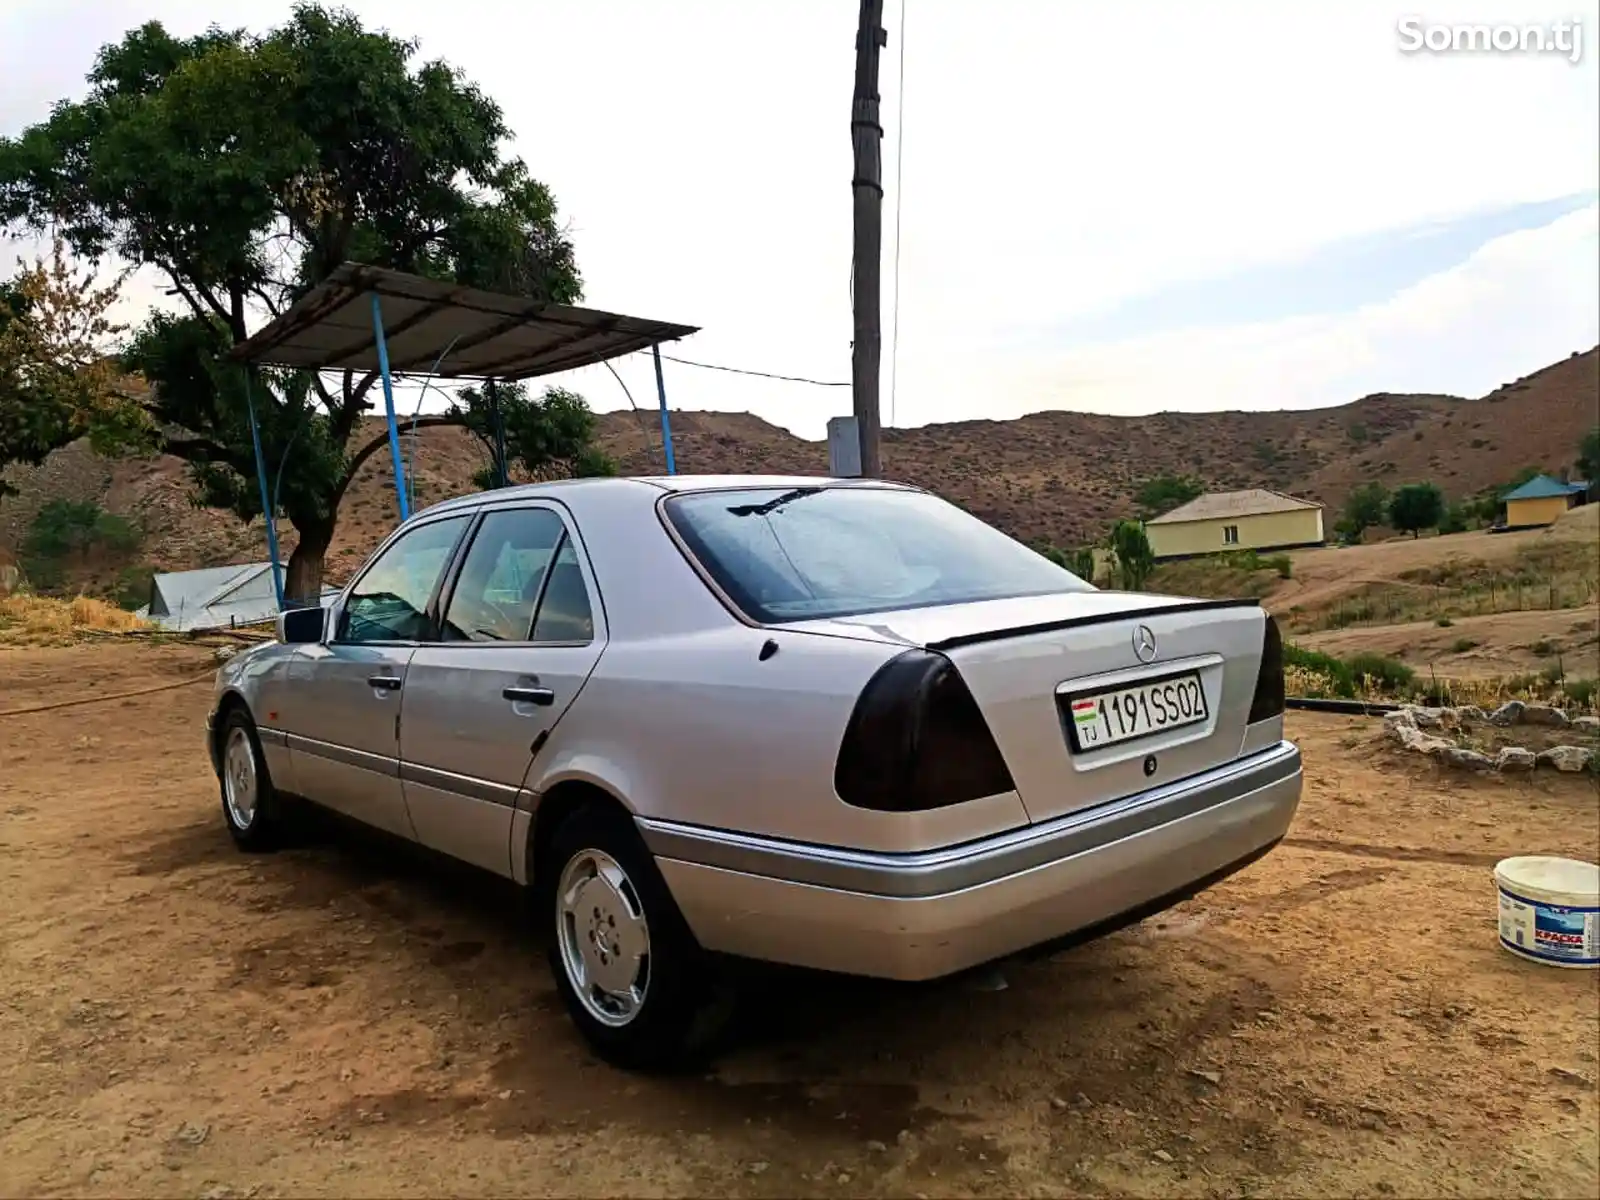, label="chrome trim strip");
[398,761,521,808]
[637,742,1302,900]
[287,735,519,807]
[257,727,290,748]
[286,733,399,779]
